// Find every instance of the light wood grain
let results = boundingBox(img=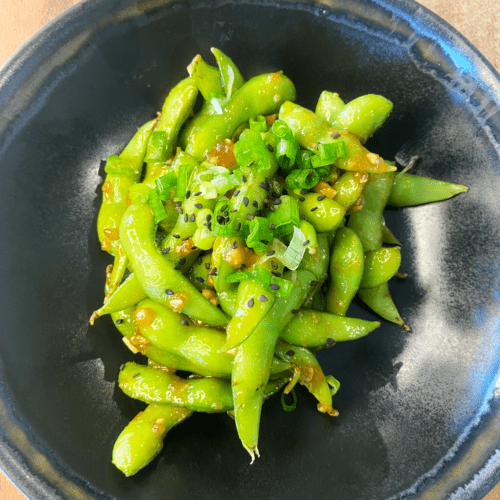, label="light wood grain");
[0,1,499,499]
